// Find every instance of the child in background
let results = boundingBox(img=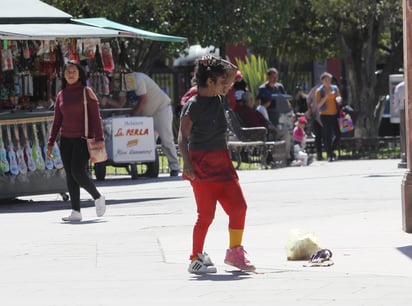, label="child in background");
[292,116,310,166]
[293,116,307,148]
